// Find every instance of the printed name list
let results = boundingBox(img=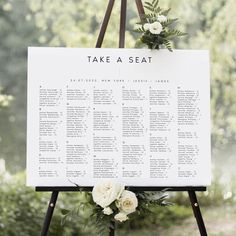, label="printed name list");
[27,48,211,187]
